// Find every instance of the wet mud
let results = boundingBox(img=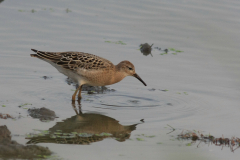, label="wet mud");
[28,107,57,122]
[0,125,51,159]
